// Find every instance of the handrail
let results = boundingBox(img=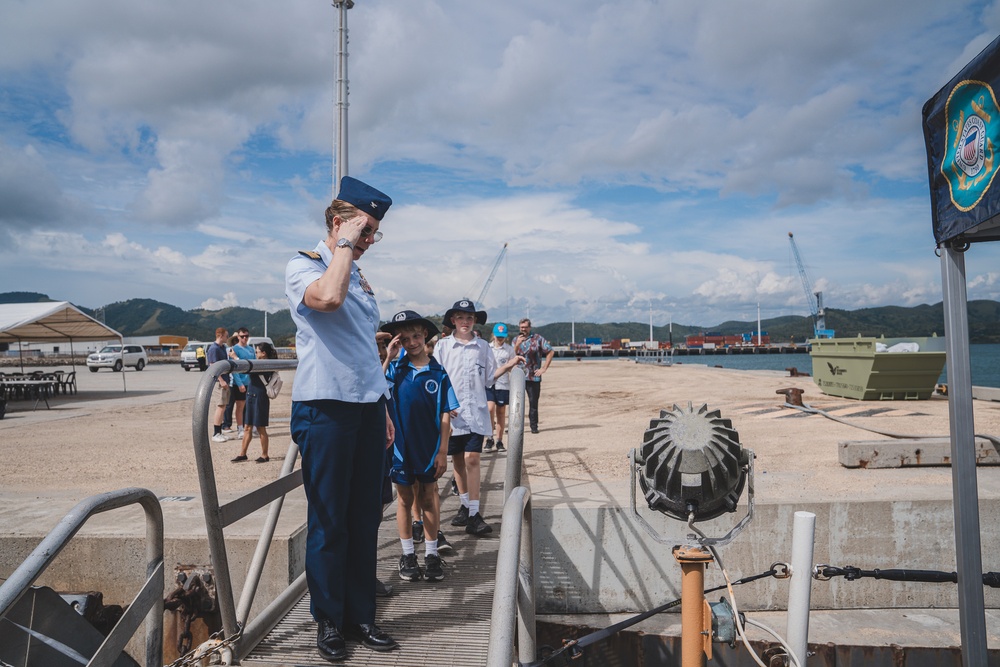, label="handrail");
[488,367,537,665]
[487,486,536,666]
[191,357,303,660]
[503,367,526,499]
[0,487,165,667]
